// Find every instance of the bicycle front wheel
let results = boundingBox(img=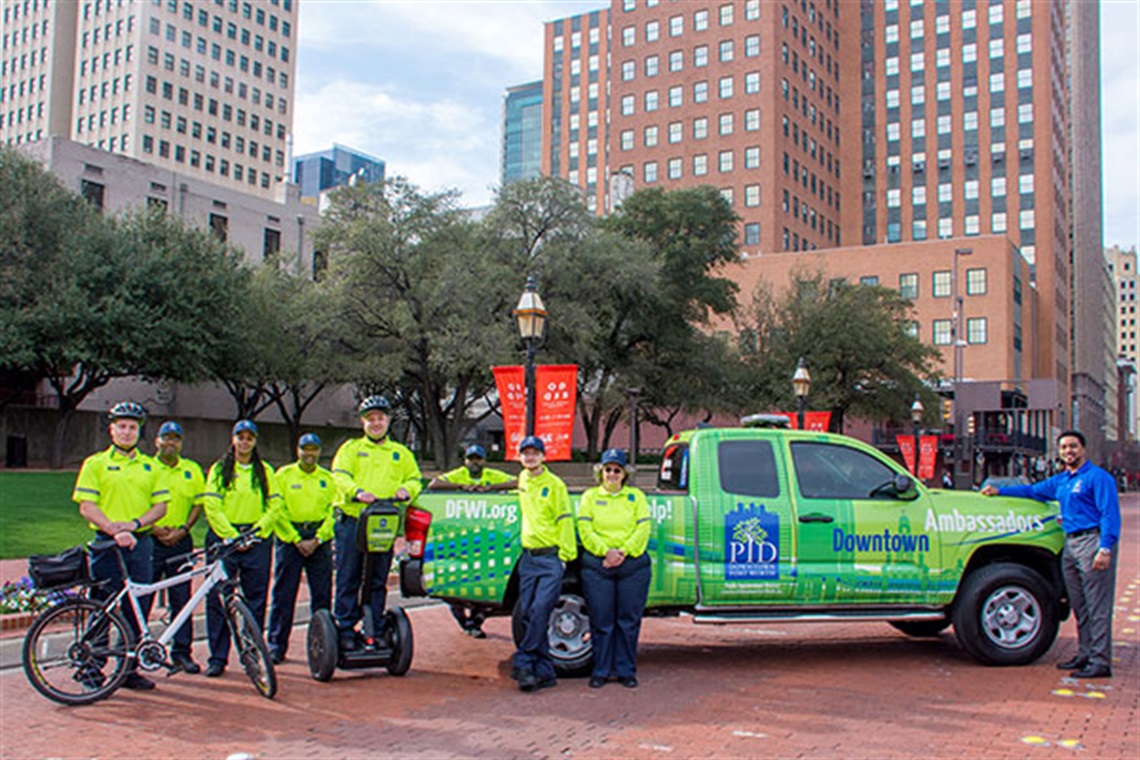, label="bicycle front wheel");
[22,598,132,706]
[226,597,277,699]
